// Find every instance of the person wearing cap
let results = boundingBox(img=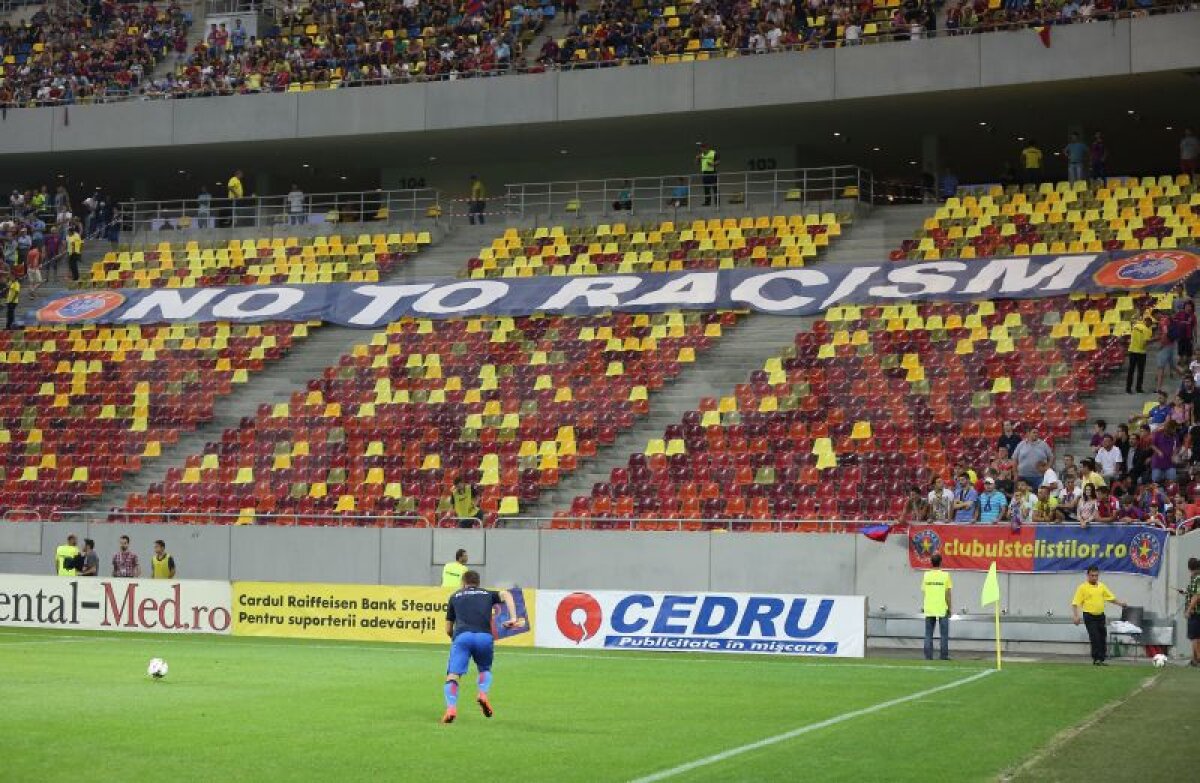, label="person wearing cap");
[468,175,487,225]
[977,477,1007,524]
